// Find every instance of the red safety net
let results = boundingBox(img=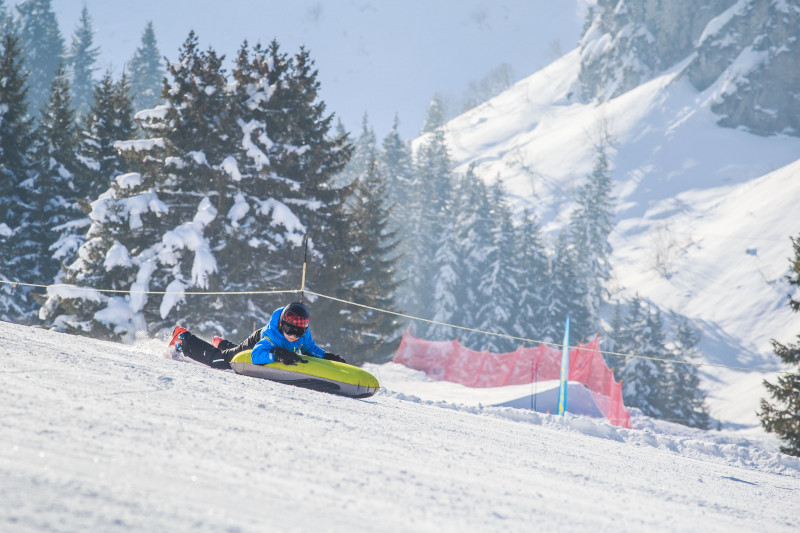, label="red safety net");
[393,329,630,428]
